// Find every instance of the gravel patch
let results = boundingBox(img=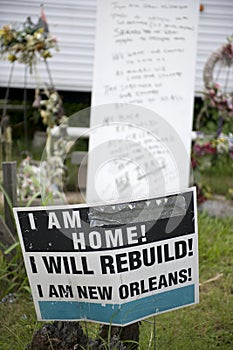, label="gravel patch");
[198,195,233,218]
